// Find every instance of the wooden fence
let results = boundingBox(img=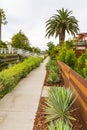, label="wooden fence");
[58,61,87,129]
